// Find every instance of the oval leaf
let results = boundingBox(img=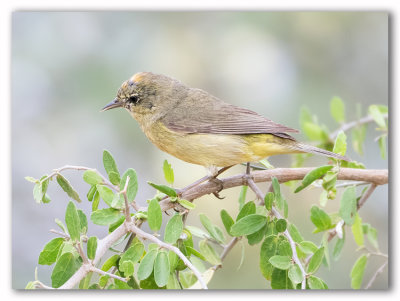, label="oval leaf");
[38,238,64,265]
[87,236,98,260]
[220,209,234,236]
[230,214,267,236]
[295,165,334,193]
[51,252,80,288]
[65,201,81,241]
[154,250,170,287]
[83,170,103,186]
[148,198,162,232]
[164,214,183,244]
[199,240,221,265]
[120,168,138,202]
[56,174,82,203]
[137,249,158,280]
[269,255,291,270]
[90,208,122,225]
[307,247,325,274]
[103,150,120,185]
[350,254,368,289]
[163,160,174,185]
[148,182,177,197]
[236,201,256,221]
